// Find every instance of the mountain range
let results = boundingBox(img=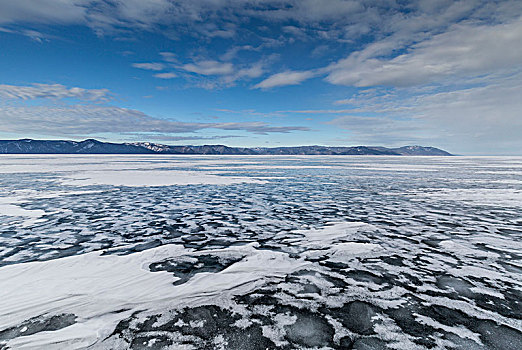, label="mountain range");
[0,139,452,156]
